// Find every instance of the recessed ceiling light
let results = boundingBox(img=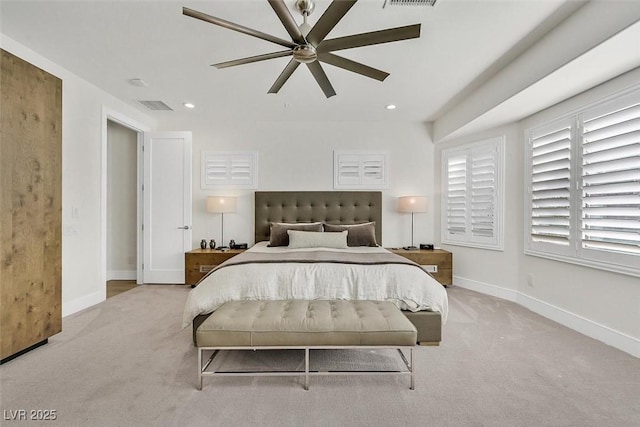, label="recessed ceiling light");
[183,102,195,109]
[129,78,148,87]
[385,104,397,110]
